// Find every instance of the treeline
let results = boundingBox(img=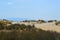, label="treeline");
[22,19,57,23]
